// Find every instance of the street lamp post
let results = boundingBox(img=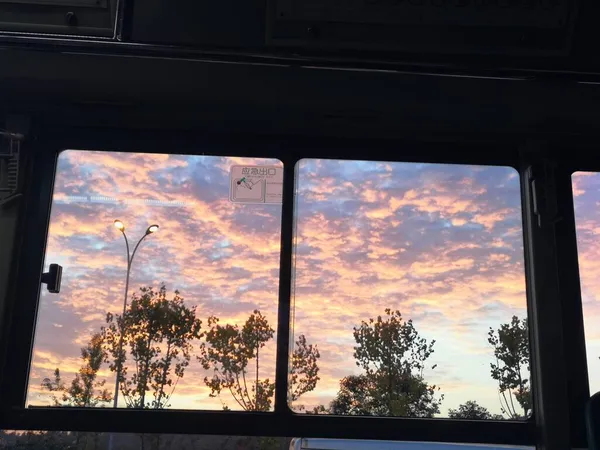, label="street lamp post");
[107,220,159,450]
[111,220,159,409]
